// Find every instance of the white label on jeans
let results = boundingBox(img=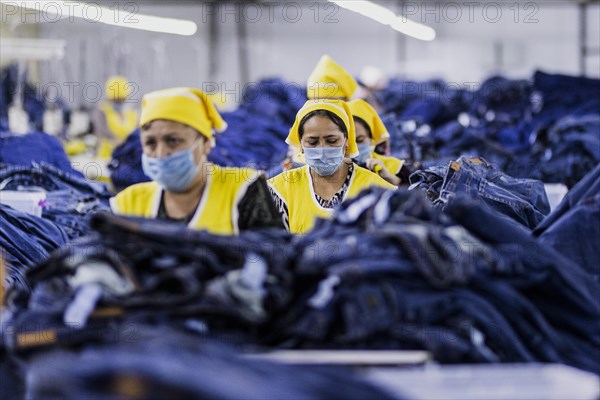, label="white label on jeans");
[63,283,103,329]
